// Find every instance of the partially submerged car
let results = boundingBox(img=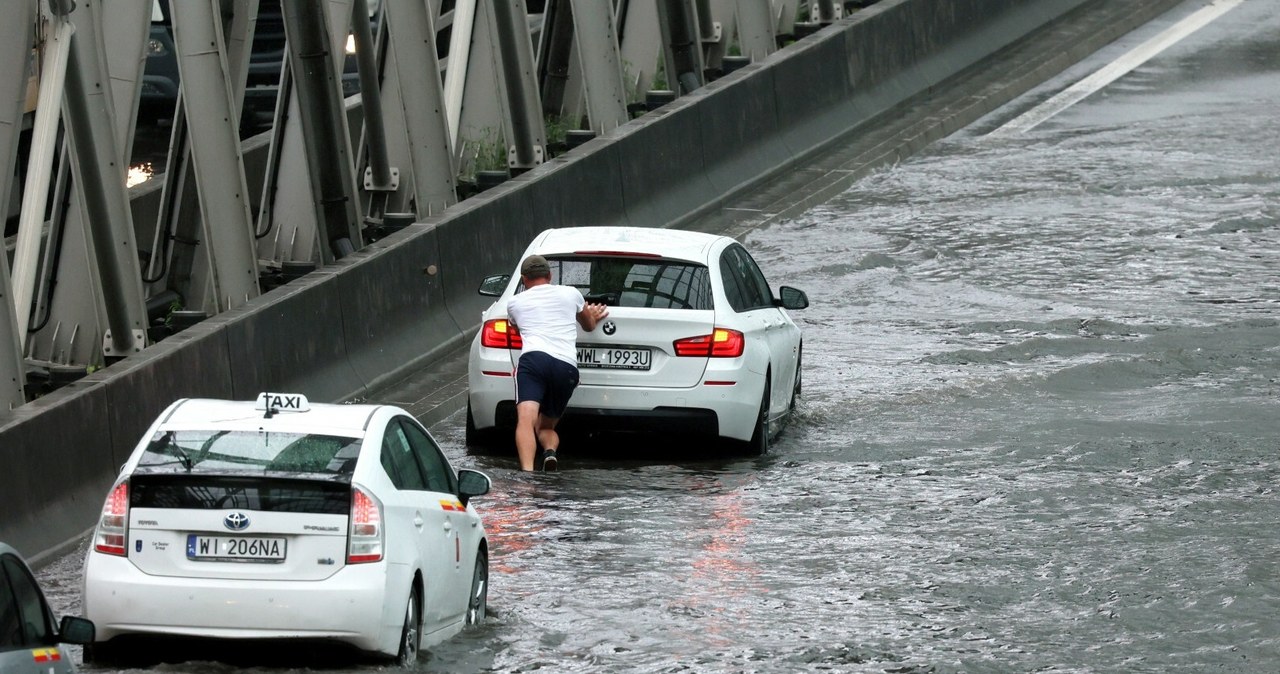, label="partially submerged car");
[81,392,490,666]
[467,226,808,455]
